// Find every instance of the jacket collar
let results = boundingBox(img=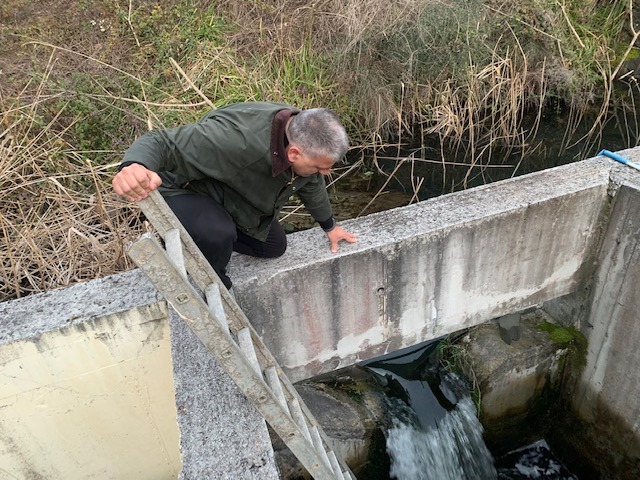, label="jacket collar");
[270,109,299,177]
